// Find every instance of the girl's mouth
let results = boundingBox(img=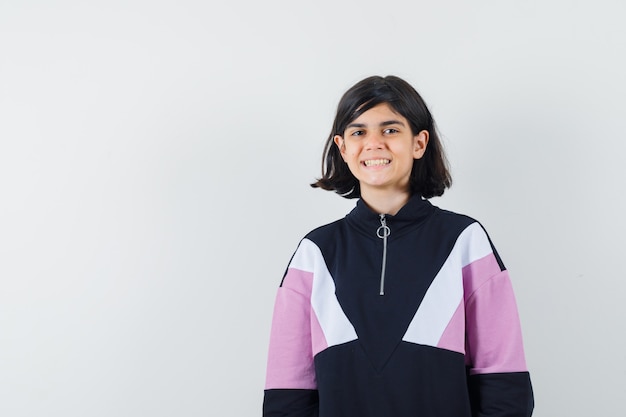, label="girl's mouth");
[363,159,390,167]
